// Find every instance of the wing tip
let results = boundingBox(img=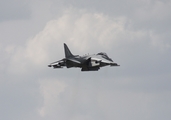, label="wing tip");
[48,65,52,67]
